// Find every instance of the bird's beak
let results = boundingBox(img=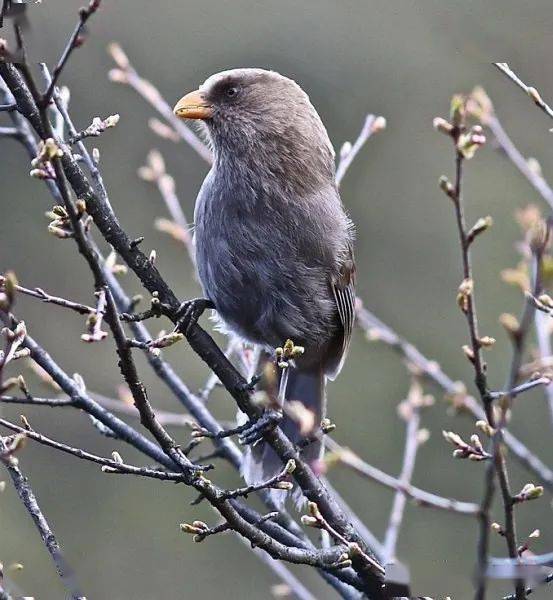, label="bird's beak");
[173,89,214,120]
